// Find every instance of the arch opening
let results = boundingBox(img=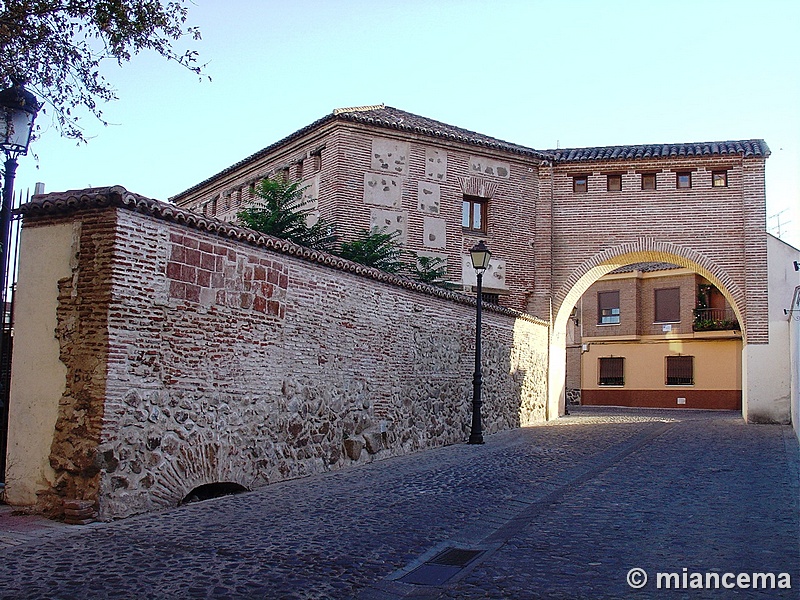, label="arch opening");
[548,245,746,420]
[180,482,249,505]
